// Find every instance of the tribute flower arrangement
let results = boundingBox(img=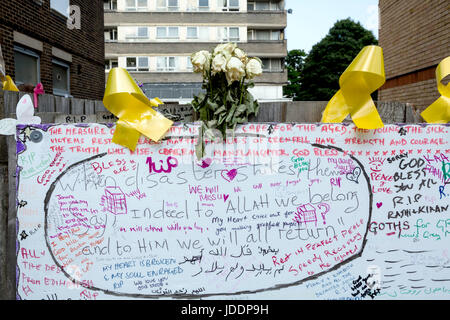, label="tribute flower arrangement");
[190,43,263,158]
